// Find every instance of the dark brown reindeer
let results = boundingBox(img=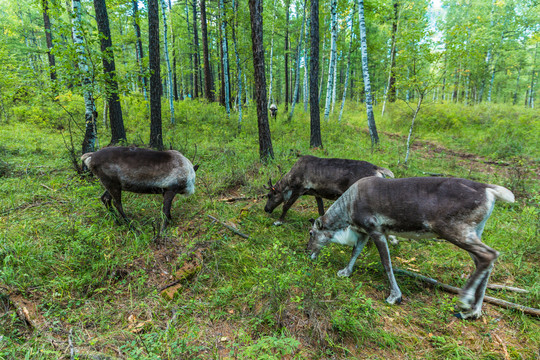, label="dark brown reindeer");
[264,155,394,225]
[269,103,278,120]
[81,146,197,230]
[307,176,515,319]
